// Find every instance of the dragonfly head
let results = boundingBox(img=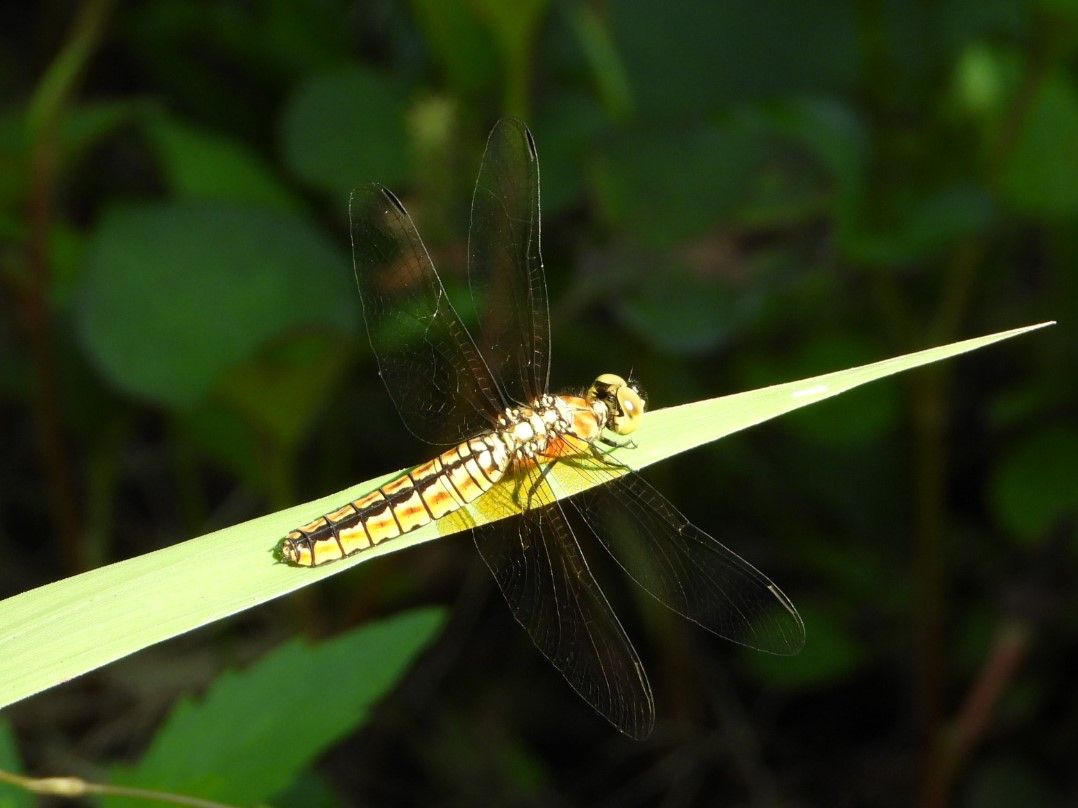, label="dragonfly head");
[587,373,646,435]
